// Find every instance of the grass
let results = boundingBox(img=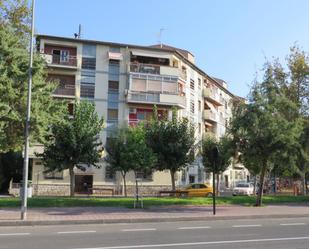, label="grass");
[0,195,308,209]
